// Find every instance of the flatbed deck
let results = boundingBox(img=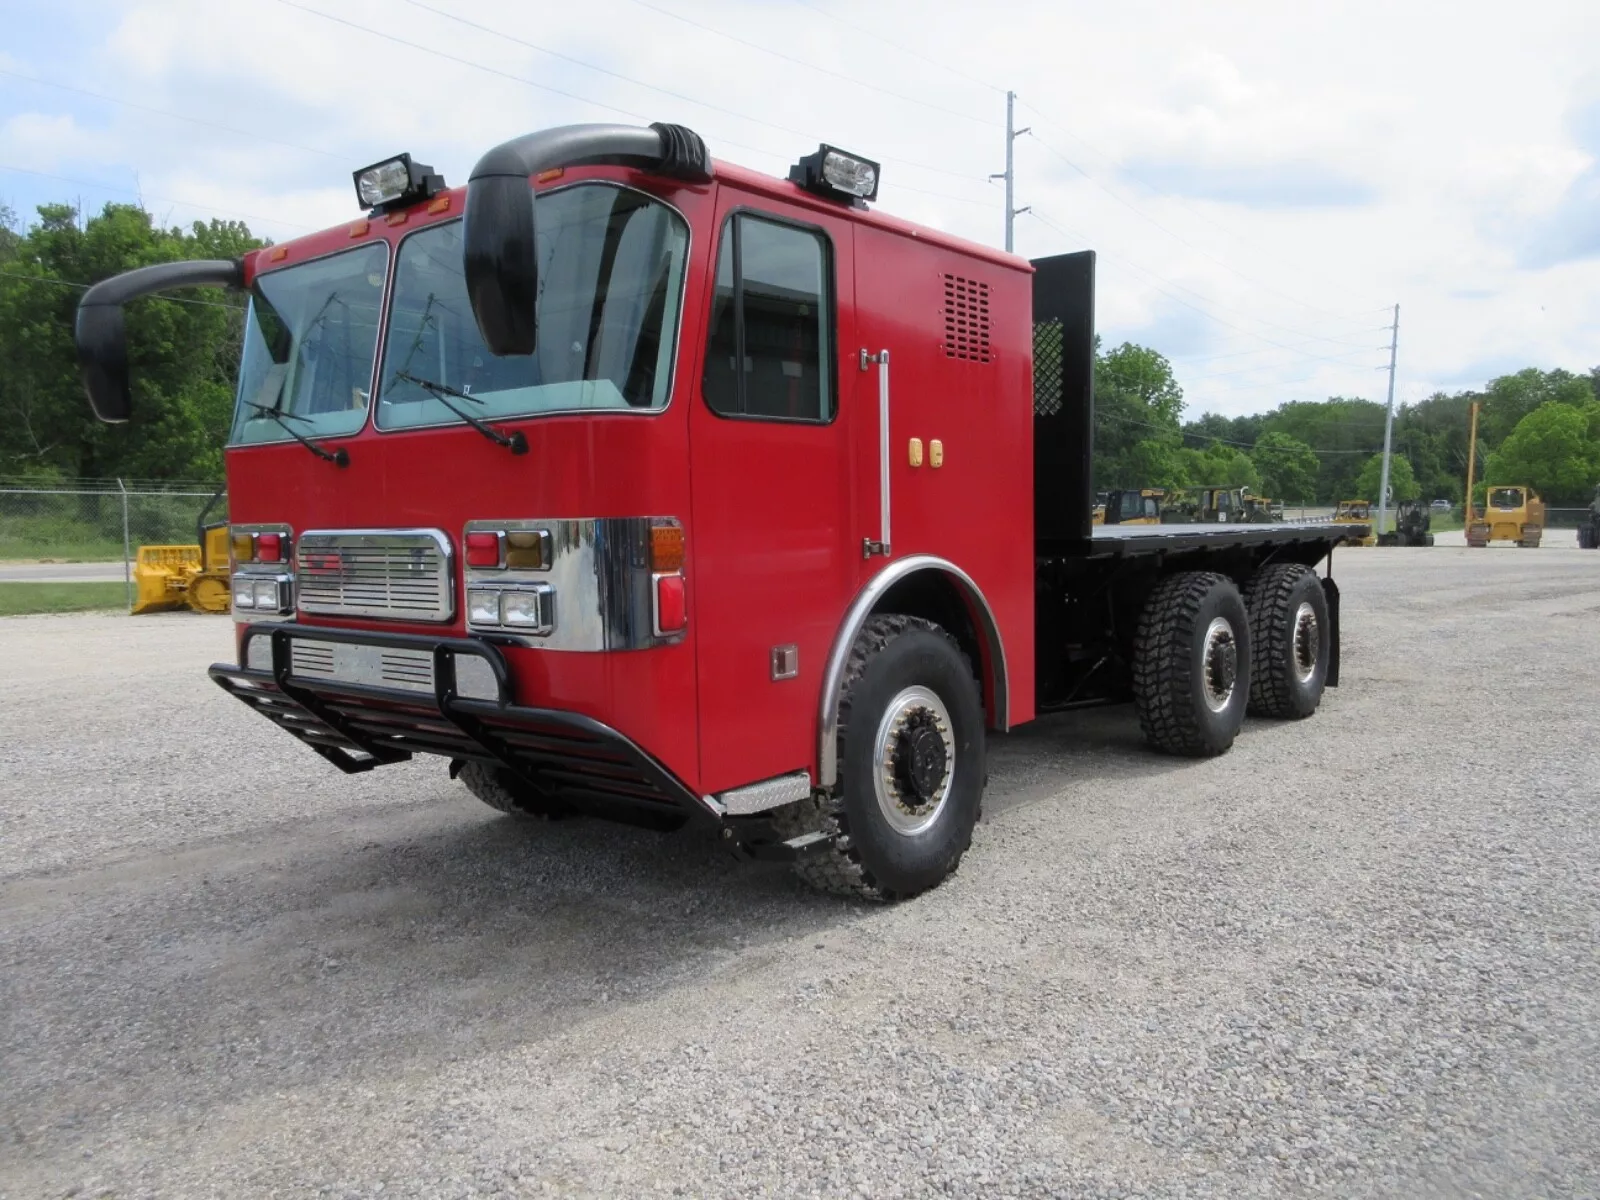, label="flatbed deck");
[1081,522,1364,557]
